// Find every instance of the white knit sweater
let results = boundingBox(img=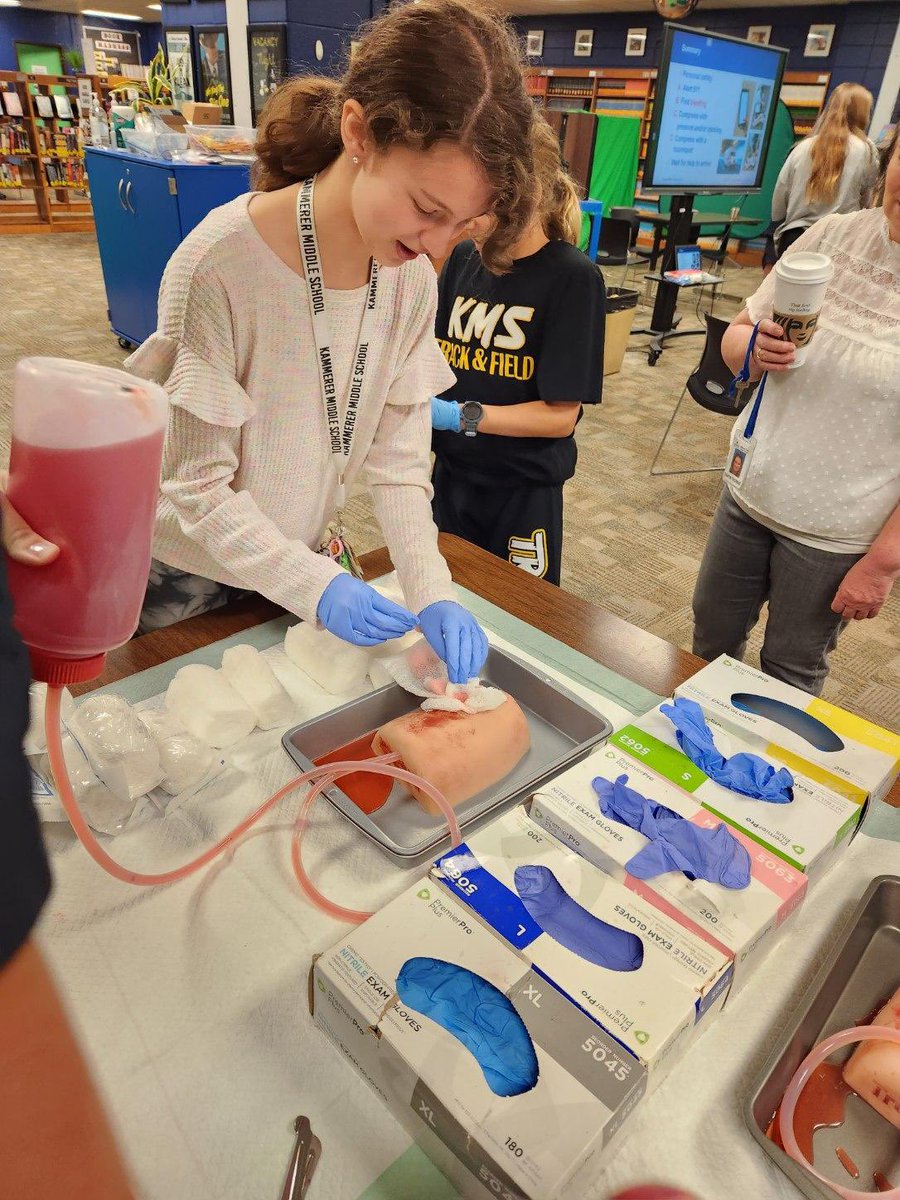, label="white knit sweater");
[126,193,457,623]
